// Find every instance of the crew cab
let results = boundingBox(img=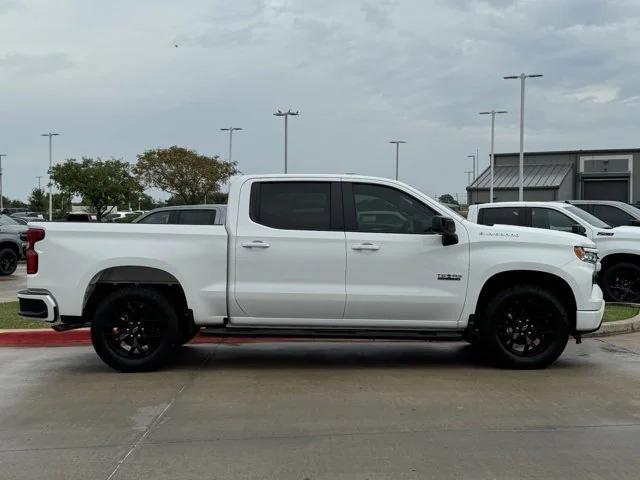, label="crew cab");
[469,201,640,303]
[19,175,603,371]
